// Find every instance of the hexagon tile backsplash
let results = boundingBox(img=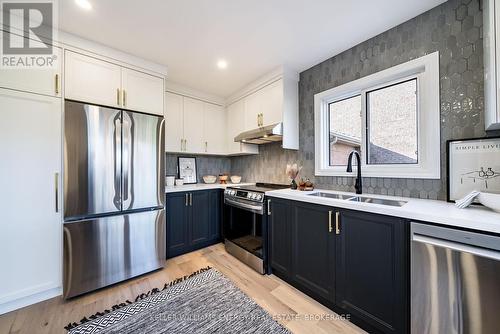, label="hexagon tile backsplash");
[230,0,500,201]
